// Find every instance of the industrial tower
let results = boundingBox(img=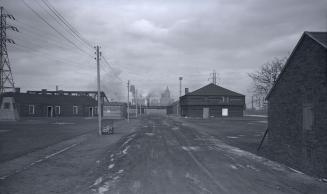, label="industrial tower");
[0,6,18,95]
